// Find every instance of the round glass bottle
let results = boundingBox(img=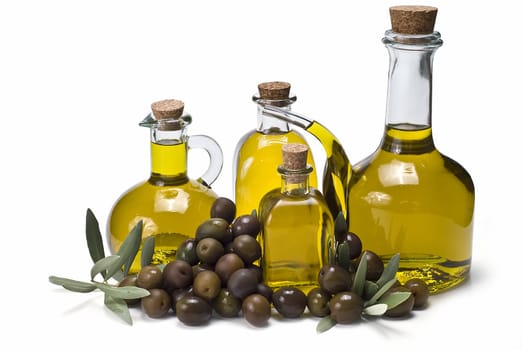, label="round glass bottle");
[107,99,223,274]
[347,6,474,294]
[232,82,318,217]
